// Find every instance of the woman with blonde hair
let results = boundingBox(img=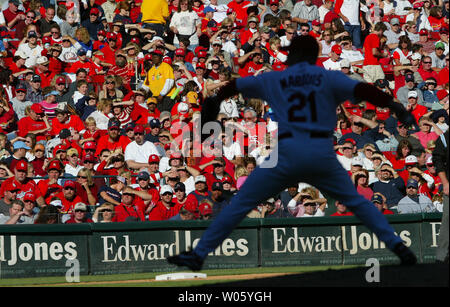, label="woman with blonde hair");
[74,26,93,52]
[89,98,113,130]
[76,168,98,206]
[287,186,328,217]
[92,203,115,223]
[99,76,124,101]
